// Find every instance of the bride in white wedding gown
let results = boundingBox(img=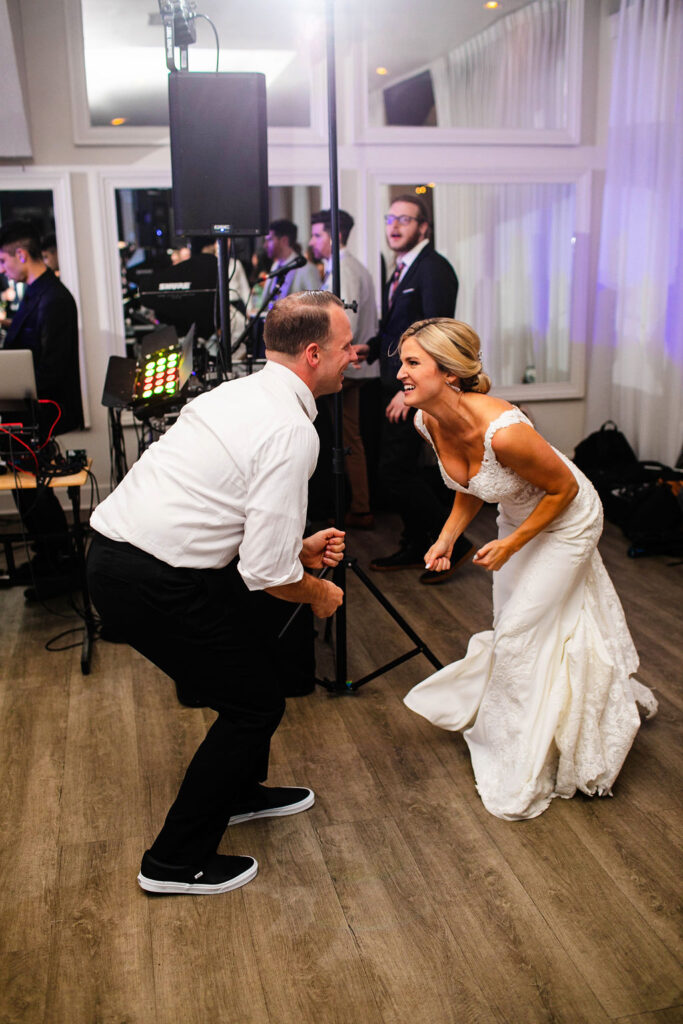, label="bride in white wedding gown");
[399,318,657,820]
